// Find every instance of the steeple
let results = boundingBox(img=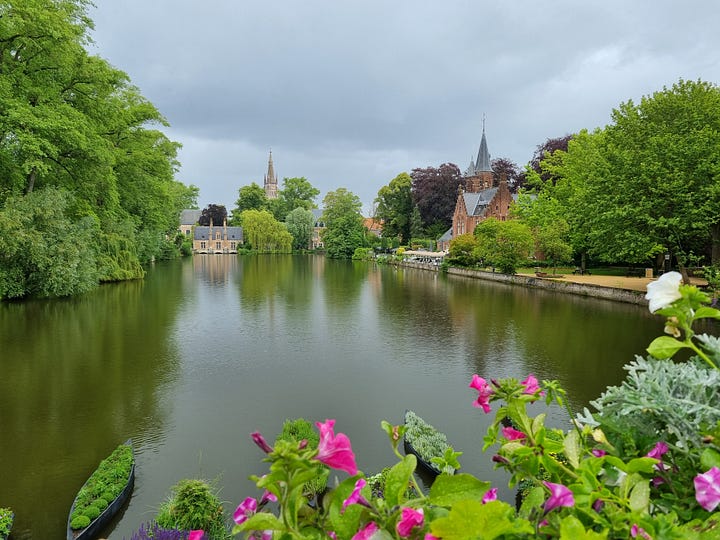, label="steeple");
[264,149,278,199]
[474,117,491,172]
